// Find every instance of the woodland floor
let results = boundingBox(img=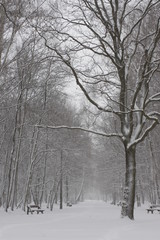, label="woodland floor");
[0,200,159,240]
